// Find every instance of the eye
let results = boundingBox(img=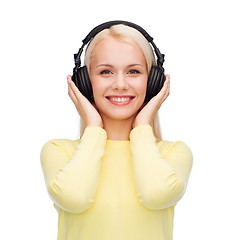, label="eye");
[128,69,141,74]
[100,70,112,75]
